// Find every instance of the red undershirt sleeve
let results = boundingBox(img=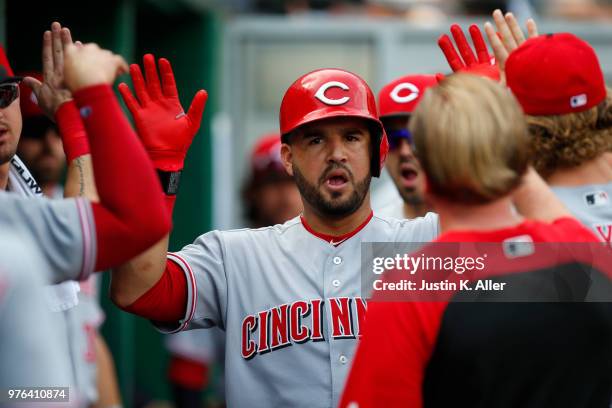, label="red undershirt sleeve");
[122,259,188,323]
[72,84,171,271]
